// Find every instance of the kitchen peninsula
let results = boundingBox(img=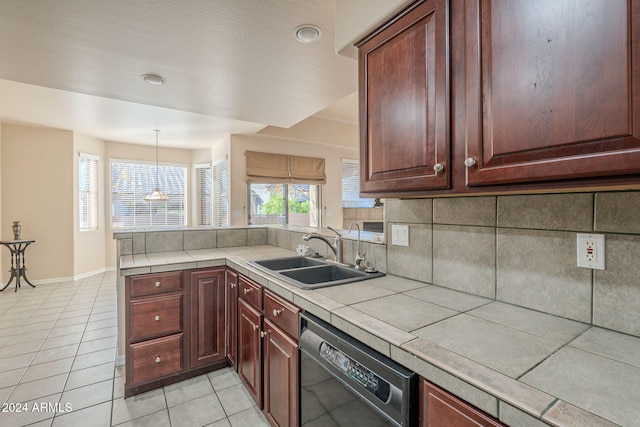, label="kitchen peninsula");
[114,225,637,427]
